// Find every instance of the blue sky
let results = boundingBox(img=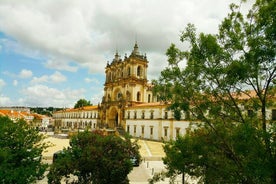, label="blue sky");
[0,0,252,107]
[0,31,105,107]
